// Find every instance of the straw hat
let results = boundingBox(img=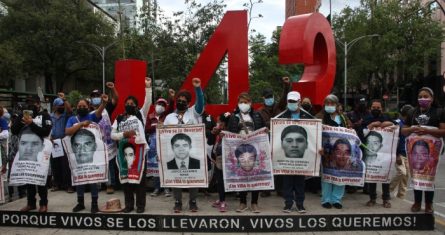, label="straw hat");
[99,198,123,213]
